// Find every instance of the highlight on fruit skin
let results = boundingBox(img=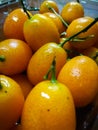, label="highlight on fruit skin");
[23,13,60,52]
[0,0,98,130]
[57,55,98,107]
[21,58,76,130]
[3,8,32,41]
[0,39,32,75]
[0,74,24,130]
[66,16,98,50]
[39,0,59,14]
[27,42,67,86]
[61,1,84,24]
